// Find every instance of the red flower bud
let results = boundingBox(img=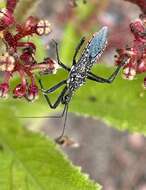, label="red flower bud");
[26,84,38,101]
[13,84,26,98]
[0,1,53,101]
[0,83,9,98]
[143,77,146,89]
